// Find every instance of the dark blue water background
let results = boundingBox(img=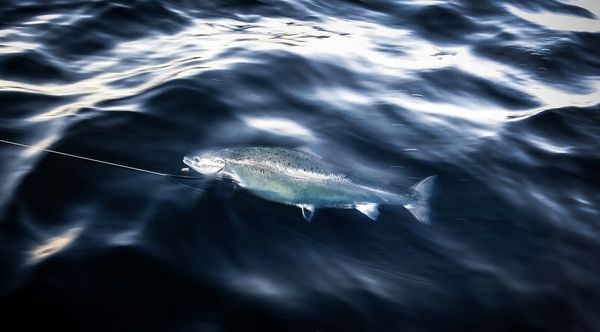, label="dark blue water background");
[1,0,599,331]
